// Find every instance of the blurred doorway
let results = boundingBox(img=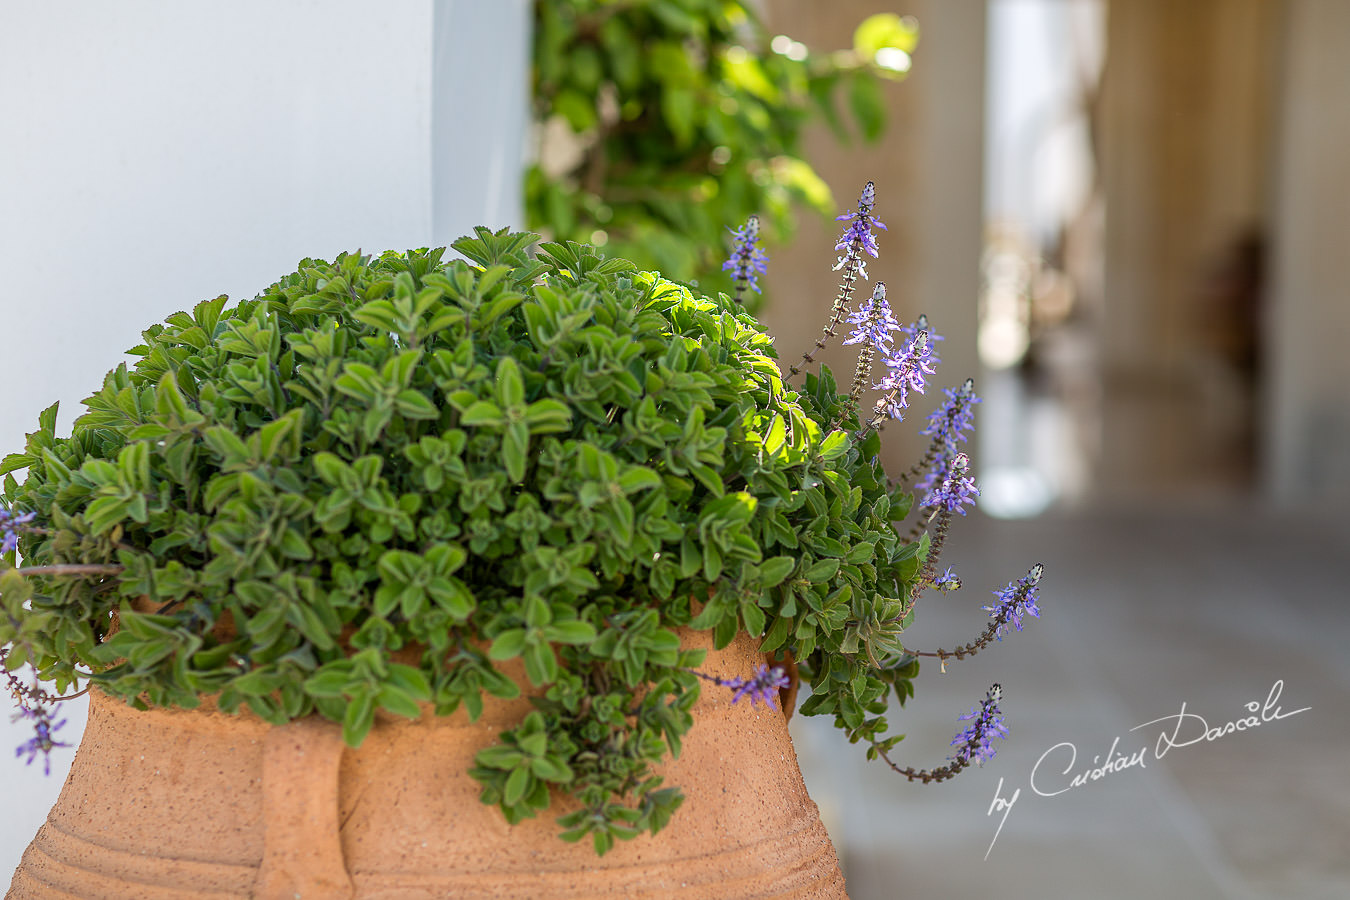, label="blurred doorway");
[980,0,1280,514]
[979,0,1105,516]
